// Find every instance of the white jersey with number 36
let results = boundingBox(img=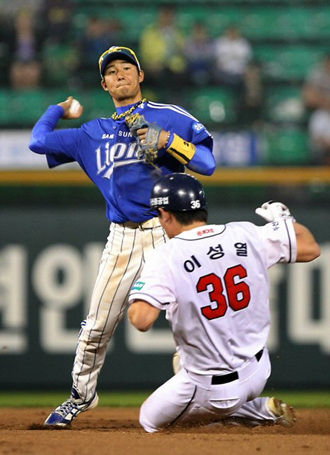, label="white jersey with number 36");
[129,219,297,376]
